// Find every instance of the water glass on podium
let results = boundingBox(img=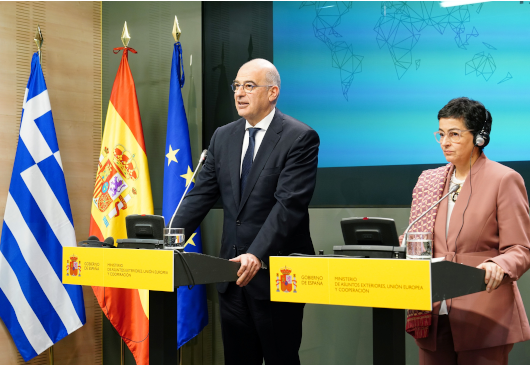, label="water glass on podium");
[406,232,432,260]
[163,228,185,250]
